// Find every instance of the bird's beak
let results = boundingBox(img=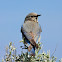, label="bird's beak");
[37,14,41,16]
